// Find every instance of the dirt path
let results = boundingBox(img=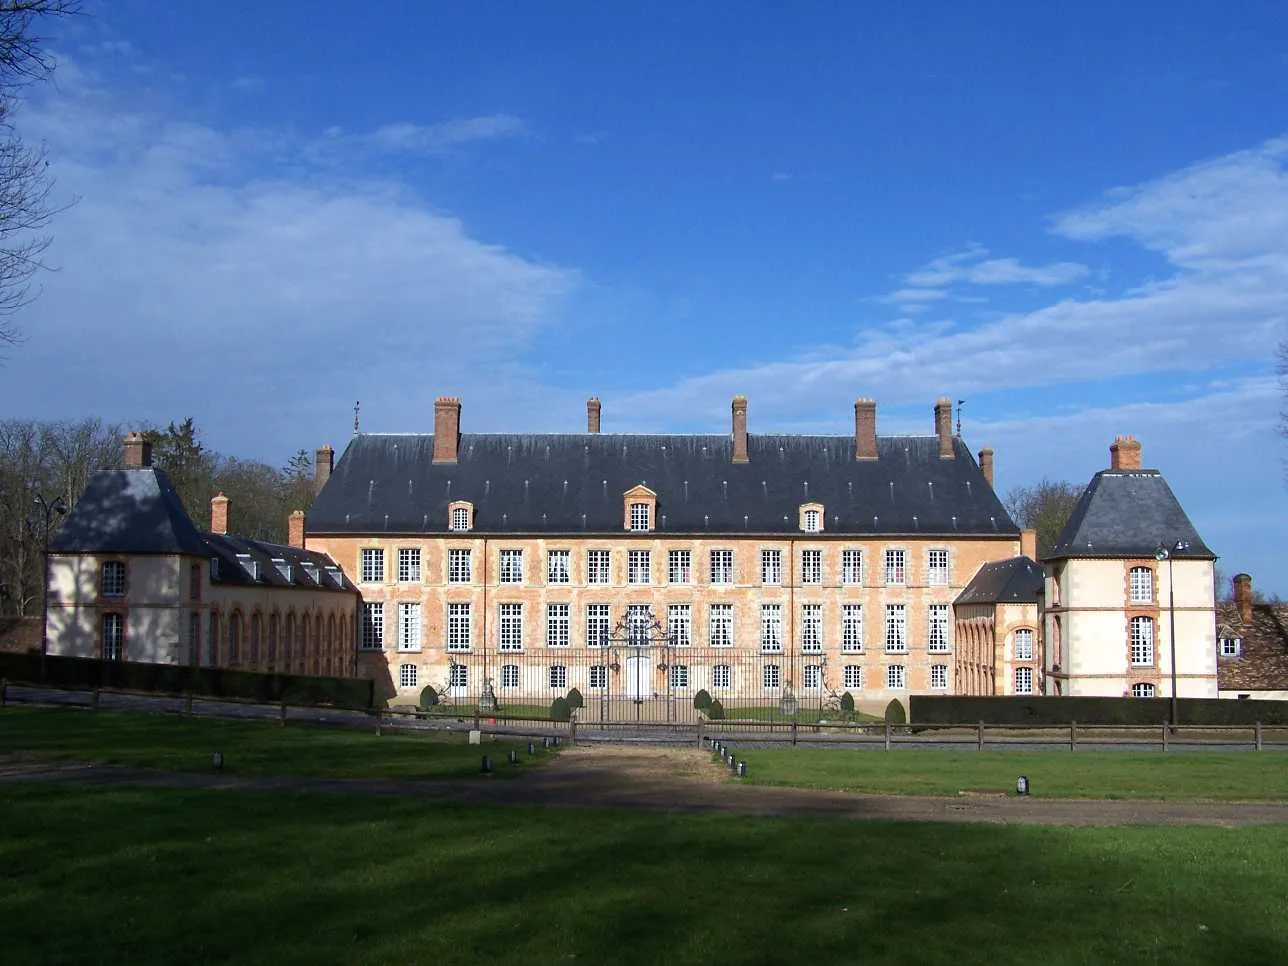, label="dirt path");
[5,745,1288,827]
